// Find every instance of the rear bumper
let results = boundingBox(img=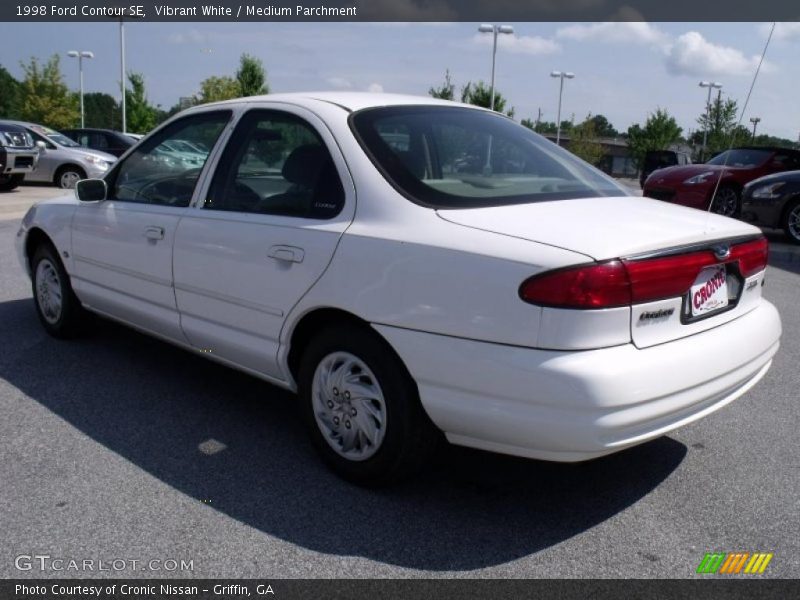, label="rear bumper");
[1,147,38,175]
[375,300,781,461]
